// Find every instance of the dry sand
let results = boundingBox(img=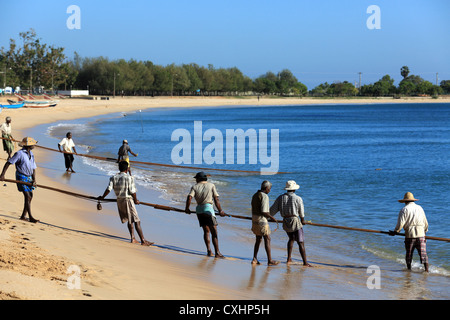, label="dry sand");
[0,95,448,300]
